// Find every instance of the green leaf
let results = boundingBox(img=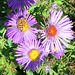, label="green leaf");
[0,66,3,70]
[0,28,4,33]
[0,51,2,55]
[2,72,8,75]
[42,11,49,17]
[71,55,75,58]
[55,0,63,4]
[73,41,75,45]
[49,68,58,75]
[8,70,14,75]
[8,39,12,48]
[68,44,75,49]
[64,50,73,53]
[8,70,12,75]
[2,55,7,66]
[26,70,34,75]
[36,65,42,73]
[40,22,46,30]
